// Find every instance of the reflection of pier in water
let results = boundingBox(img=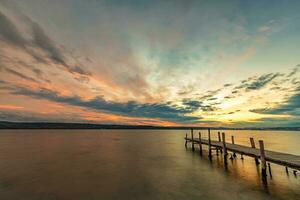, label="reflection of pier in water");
[184,129,300,180]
